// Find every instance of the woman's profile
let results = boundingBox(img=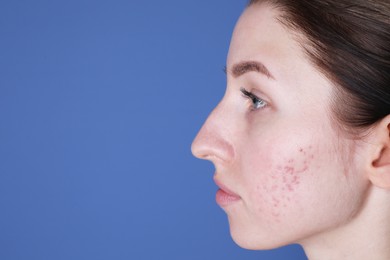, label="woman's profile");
[192,0,390,259]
